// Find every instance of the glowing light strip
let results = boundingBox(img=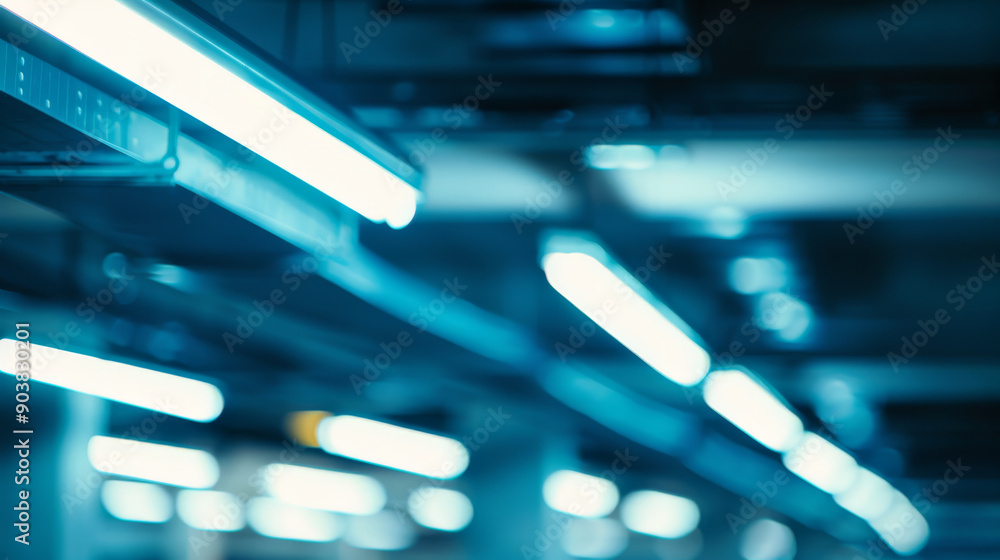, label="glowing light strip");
[0,0,419,227]
[0,339,223,422]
